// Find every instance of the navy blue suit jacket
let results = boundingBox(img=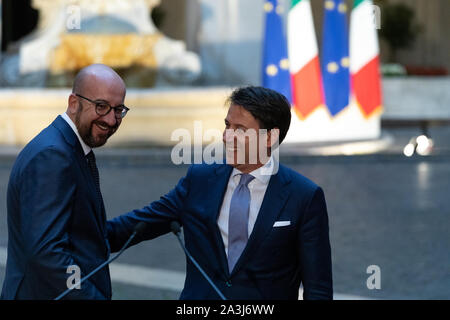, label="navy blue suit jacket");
[110,161,333,300]
[1,116,126,299]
